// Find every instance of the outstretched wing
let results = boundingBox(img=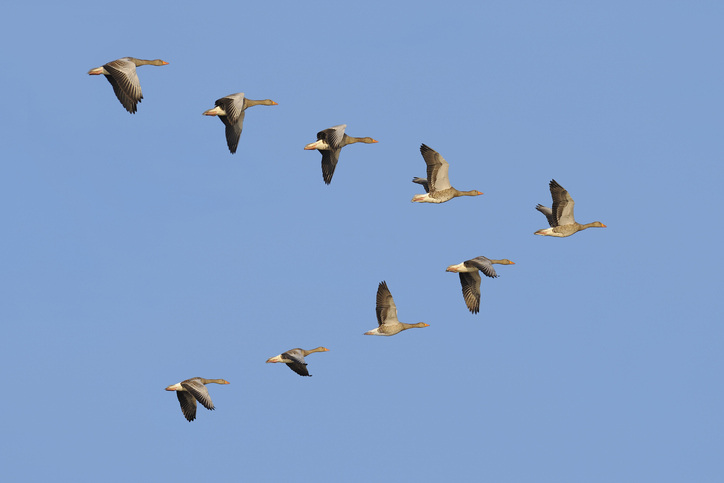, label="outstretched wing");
[376,281,399,326]
[459,271,482,314]
[176,391,198,421]
[549,179,575,225]
[420,144,451,192]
